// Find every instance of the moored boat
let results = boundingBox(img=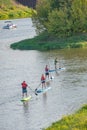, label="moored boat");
[3,21,17,29]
